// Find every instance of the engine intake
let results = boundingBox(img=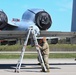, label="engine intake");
[0,10,8,30]
[35,11,52,30]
